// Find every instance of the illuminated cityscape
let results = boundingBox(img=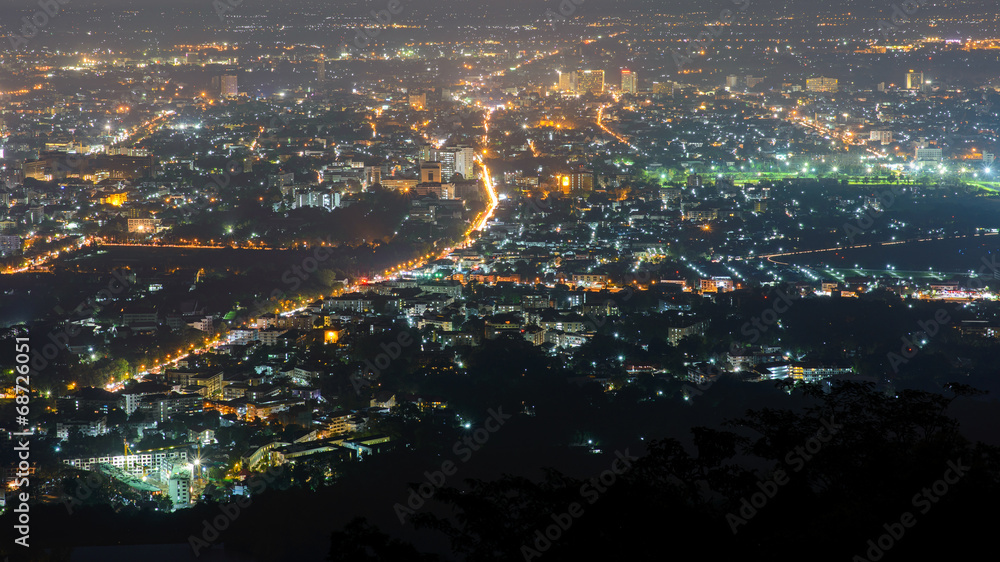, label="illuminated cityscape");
[1,0,1000,560]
